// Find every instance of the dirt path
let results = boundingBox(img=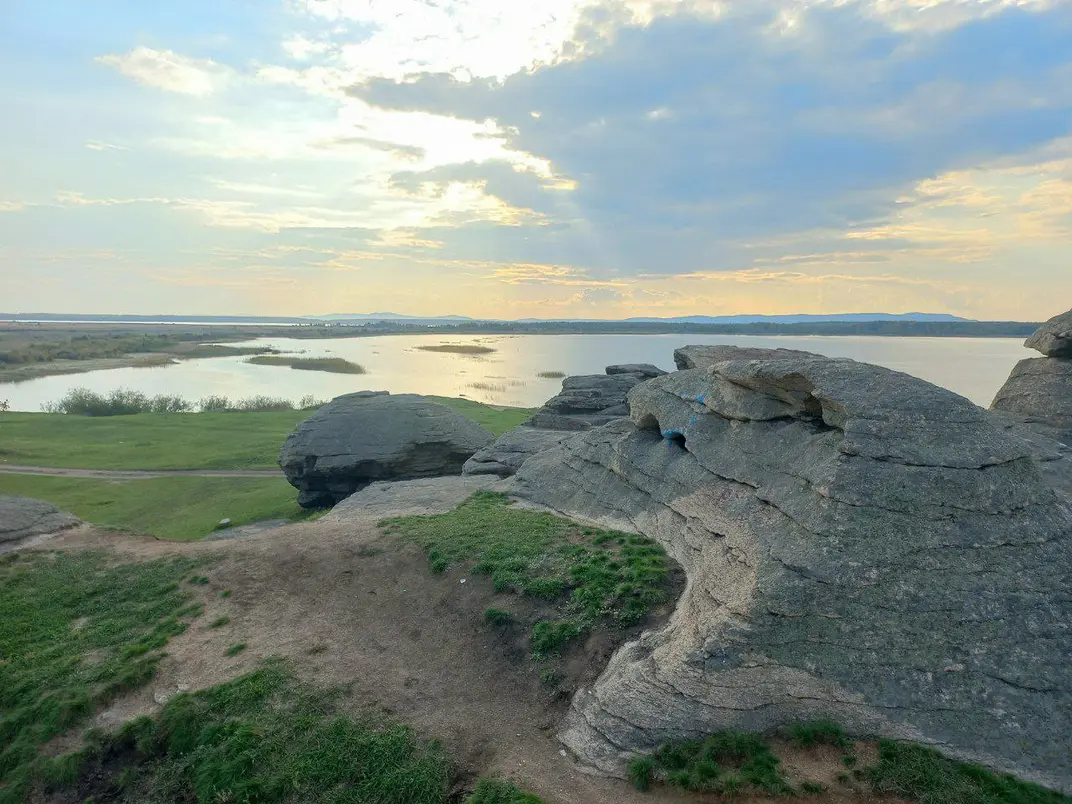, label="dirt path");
[0,464,280,479]
[33,509,901,804]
